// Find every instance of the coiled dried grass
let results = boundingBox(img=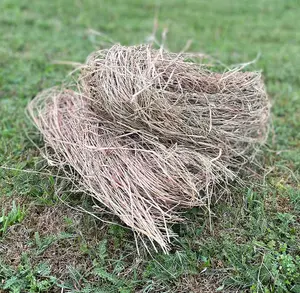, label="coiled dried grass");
[27,44,270,252]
